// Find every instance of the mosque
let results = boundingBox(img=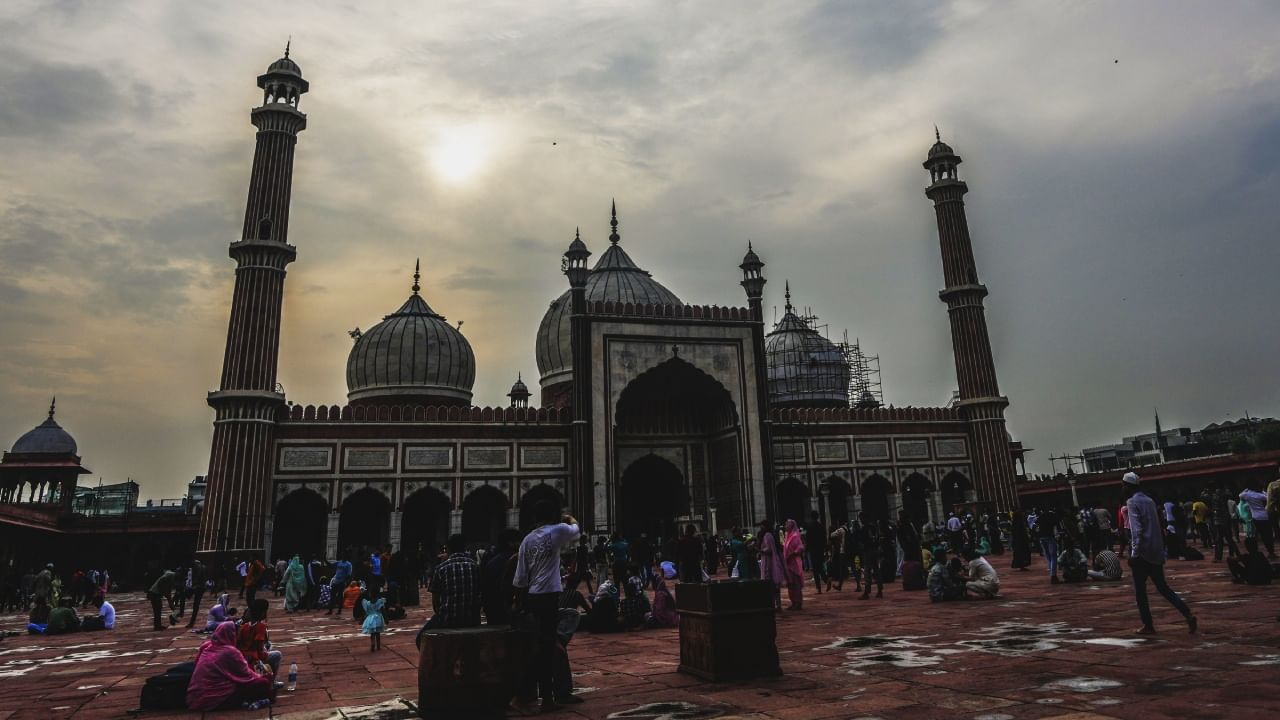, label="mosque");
[179,50,1025,561]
